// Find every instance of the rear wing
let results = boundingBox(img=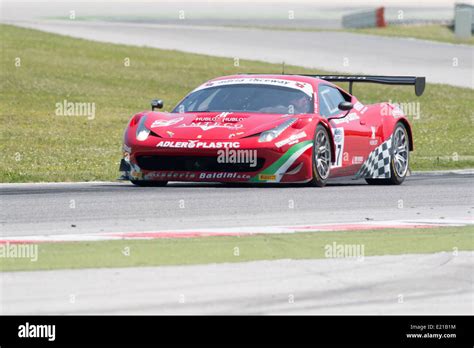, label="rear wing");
[303,75,426,97]
[240,73,425,96]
